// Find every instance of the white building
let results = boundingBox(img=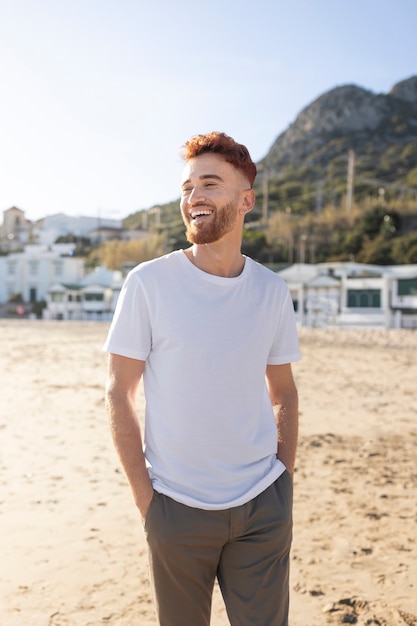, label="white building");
[1,207,126,248]
[45,266,123,321]
[24,259,417,329]
[0,244,84,307]
[278,262,417,329]
[33,213,123,245]
[0,207,33,250]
